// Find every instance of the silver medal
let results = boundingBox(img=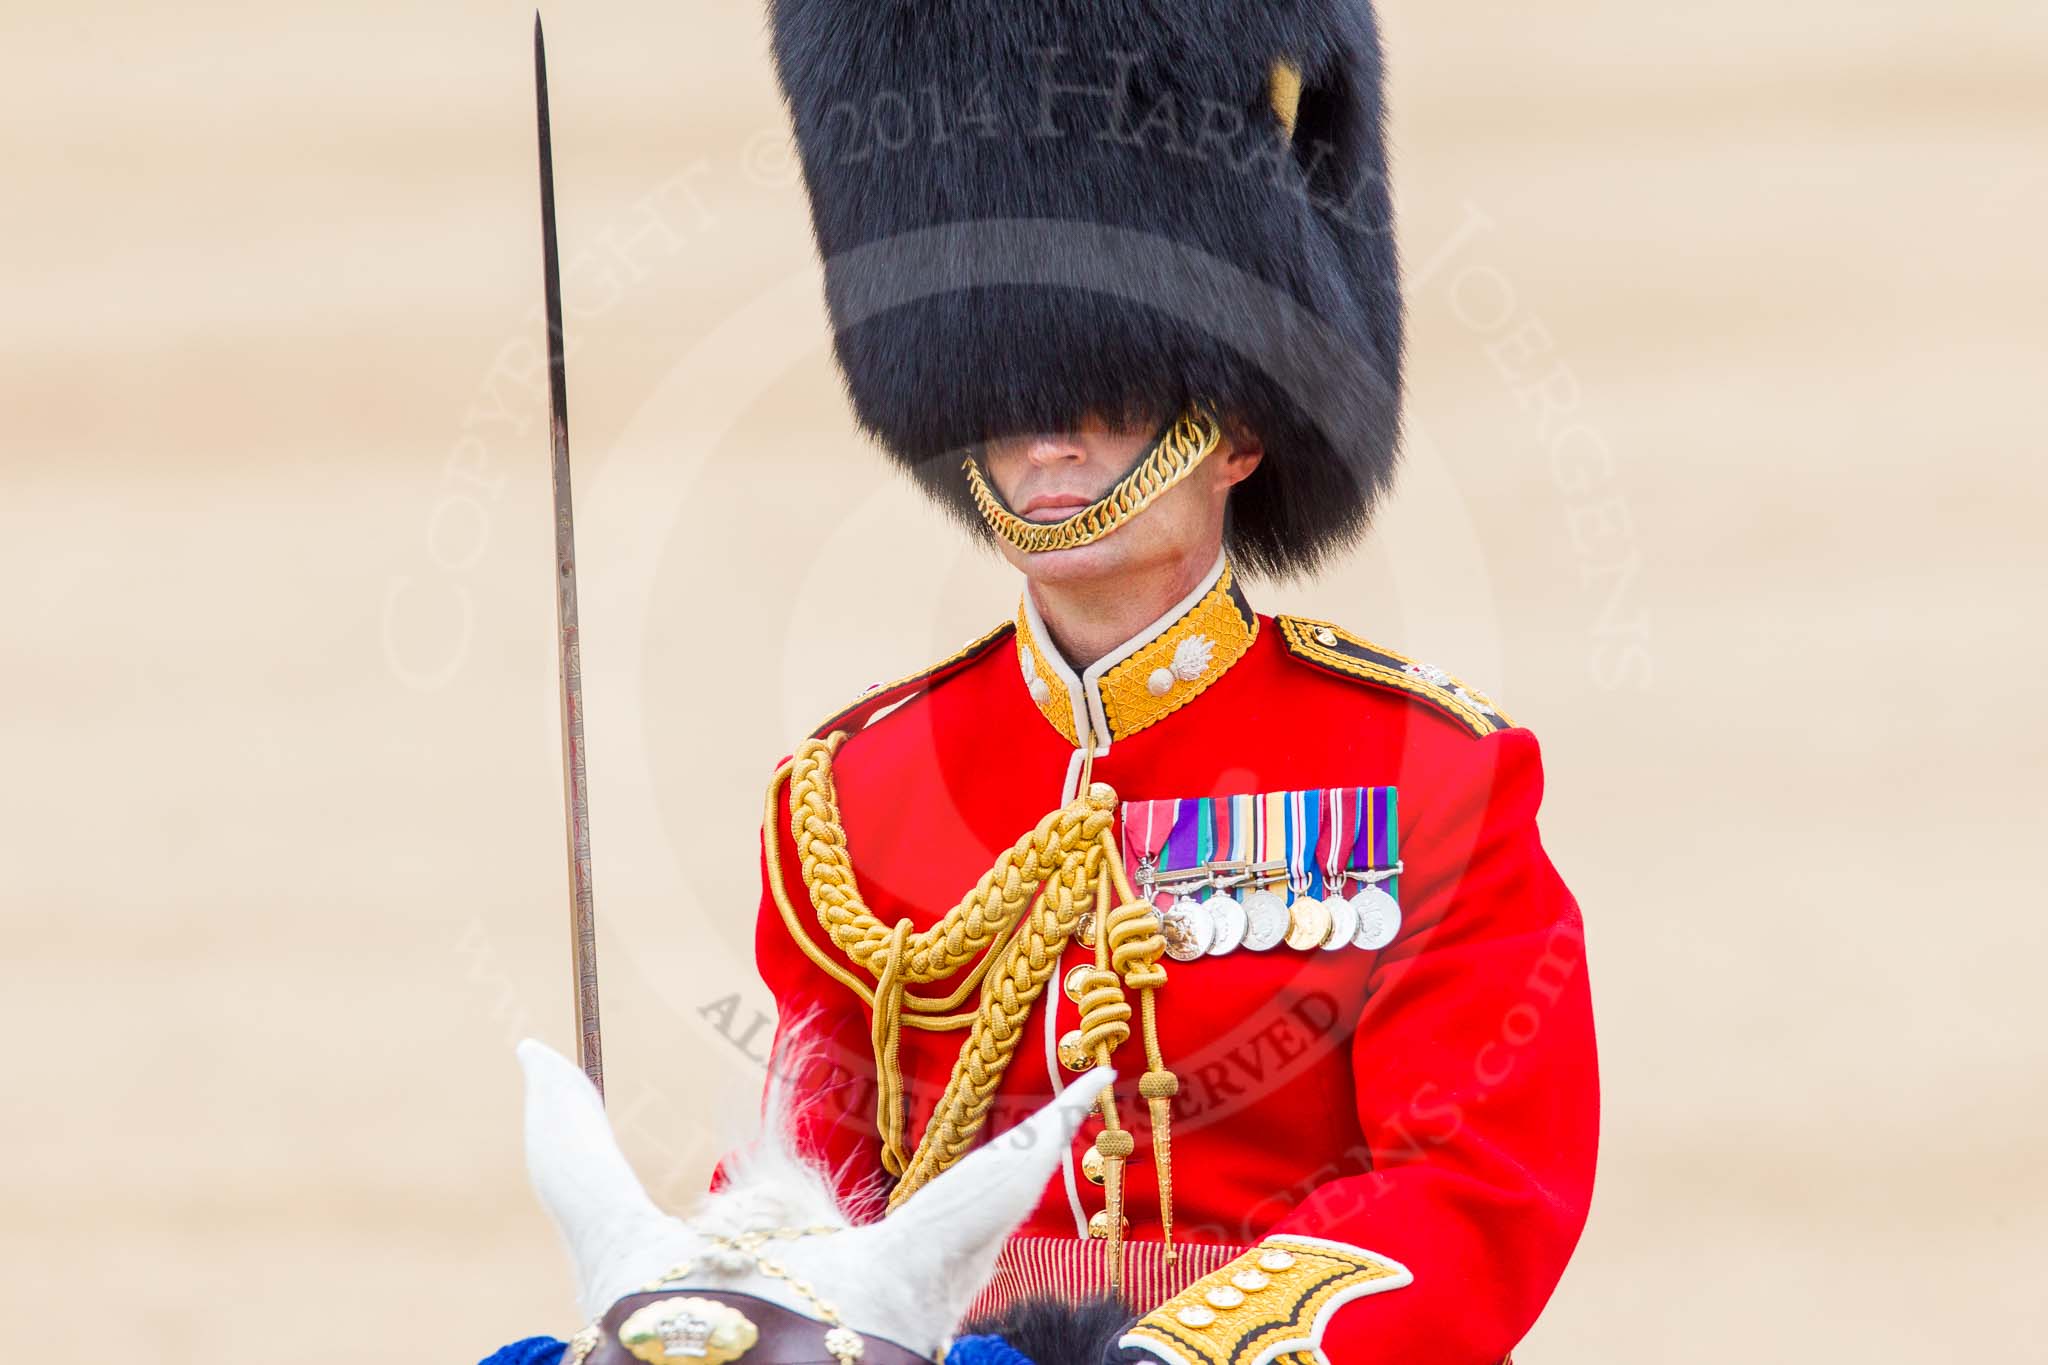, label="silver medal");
[1350,885,1402,950]
[1163,893,1217,961]
[1206,893,1249,956]
[1241,889,1290,951]
[1321,893,1358,950]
